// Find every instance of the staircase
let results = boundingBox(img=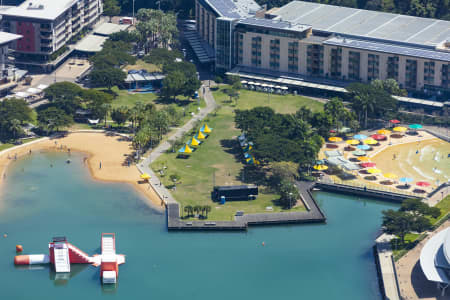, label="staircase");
[68,243,91,264]
[102,236,115,256]
[53,244,70,273]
